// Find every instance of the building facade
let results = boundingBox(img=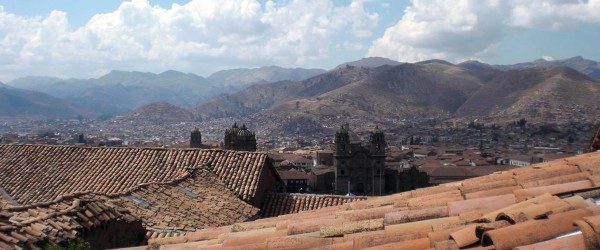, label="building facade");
[334,123,386,196]
[224,123,257,151]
